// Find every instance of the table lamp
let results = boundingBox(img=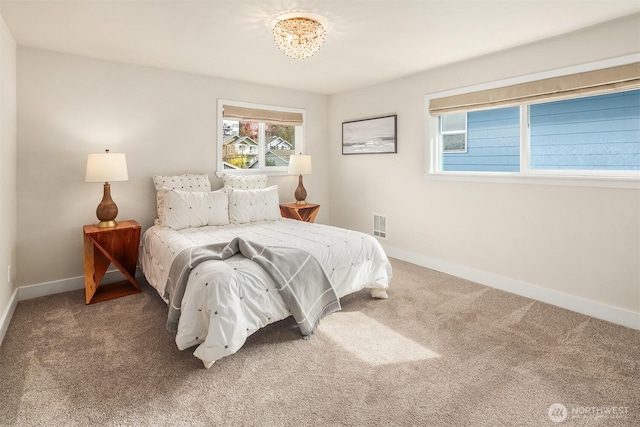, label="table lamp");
[288,154,312,205]
[85,149,128,228]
